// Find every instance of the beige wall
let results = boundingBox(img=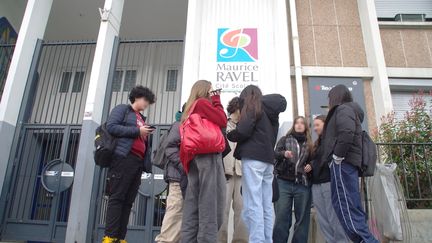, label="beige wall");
[380,28,432,68]
[295,0,367,67]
